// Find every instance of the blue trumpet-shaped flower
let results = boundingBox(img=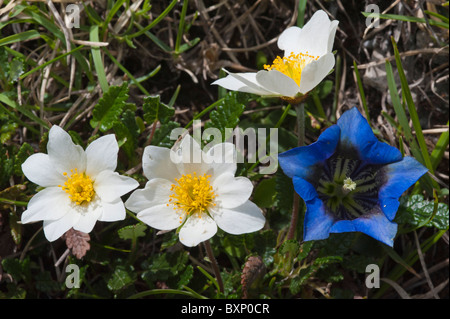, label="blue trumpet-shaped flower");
[279,107,428,246]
